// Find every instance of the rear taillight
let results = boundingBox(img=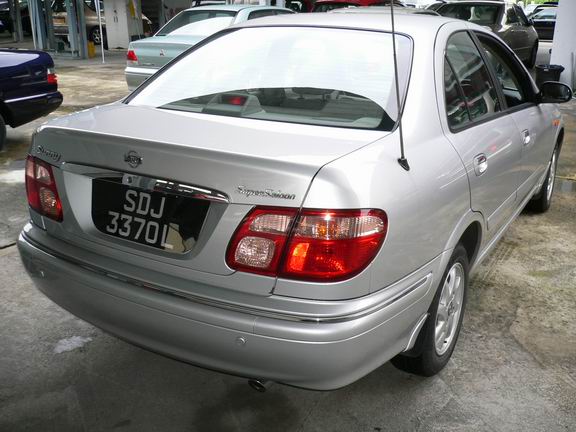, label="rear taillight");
[126,49,138,65]
[227,207,387,282]
[47,67,57,85]
[25,155,63,222]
